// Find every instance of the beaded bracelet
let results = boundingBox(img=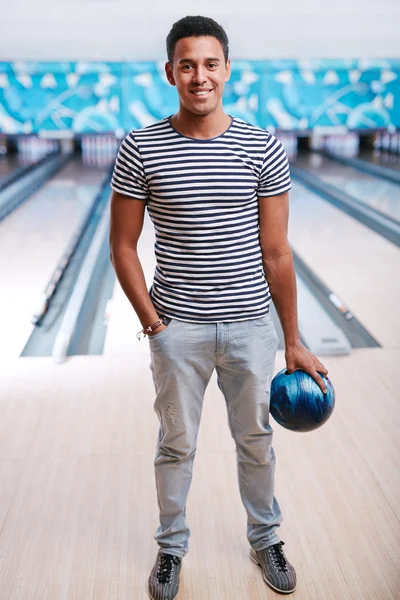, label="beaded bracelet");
[136,318,164,341]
